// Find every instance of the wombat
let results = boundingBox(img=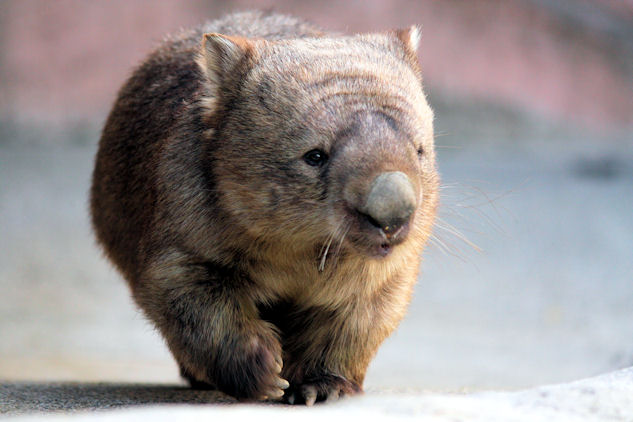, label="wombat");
[90,10,438,405]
